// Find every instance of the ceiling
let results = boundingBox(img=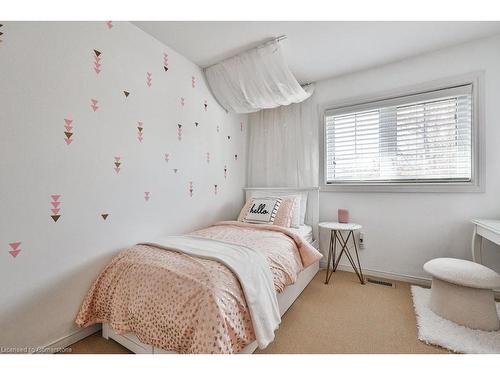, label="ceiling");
[133,21,500,84]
